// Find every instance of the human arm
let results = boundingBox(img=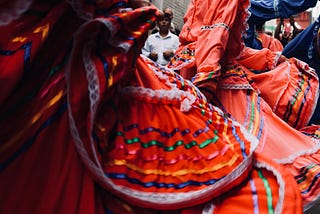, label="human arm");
[163,35,179,60]
[163,50,174,60]
[141,37,158,62]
